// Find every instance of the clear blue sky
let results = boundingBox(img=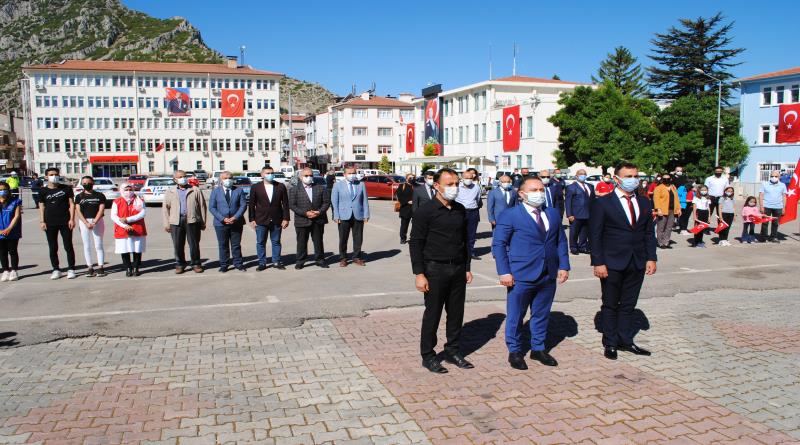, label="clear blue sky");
[124,0,793,97]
